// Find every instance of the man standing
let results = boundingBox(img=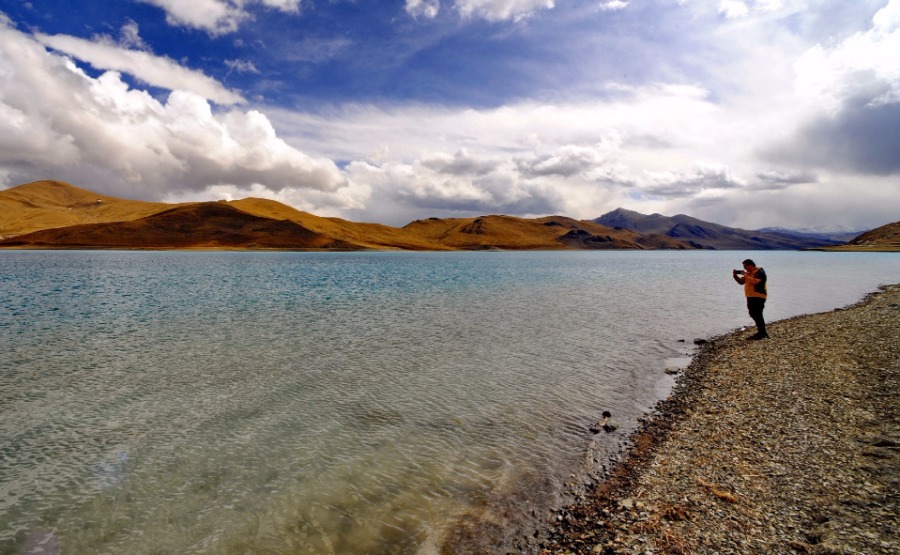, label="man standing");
[733,259,768,340]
